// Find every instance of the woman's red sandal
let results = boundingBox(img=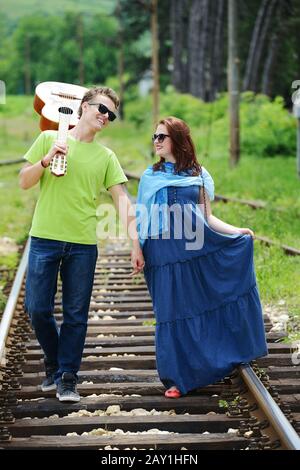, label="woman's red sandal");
[164,388,181,398]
